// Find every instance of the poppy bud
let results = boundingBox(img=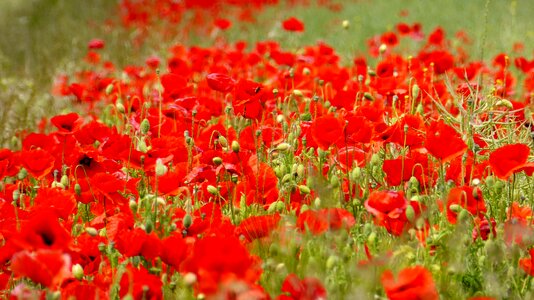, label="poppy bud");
[350,167,361,181]
[12,190,20,201]
[73,182,82,195]
[72,264,84,280]
[409,176,419,187]
[300,204,310,213]
[314,197,321,208]
[85,227,98,236]
[495,99,513,109]
[364,92,374,101]
[276,142,291,152]
[449,204,462,213]
[116,102,125,114]
[342,20,350,29]
[282,174,293,184]
[212,157,223,166]
[303,67,311,76]
[155,158,168,176]
[405,205,416,222]
[99,228,107,237]
[105,83,114,95]
[231,140,240,153]
[218,136,228,148]
[52,181,65,189]
[137,139,148,153]
[330,175,340,188]
[17,168,27,180]
[183,214,192,229]
[370,153,380,166]
[59,174,69,187]
[183,272,197,286]
[368,232,377,244]
[145,219,153,233]
[129,199,138,212]
[326,255,339,270]
[412,84,420,100]
[293,89,303,97]
[272,88,279,95]
[296,164,305,178]
[207,185,219,195]
[379,44,387,54]
[140,118,150,135]
[298,185,311,194]
[268,201,285,213]
[457,208,470,223]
